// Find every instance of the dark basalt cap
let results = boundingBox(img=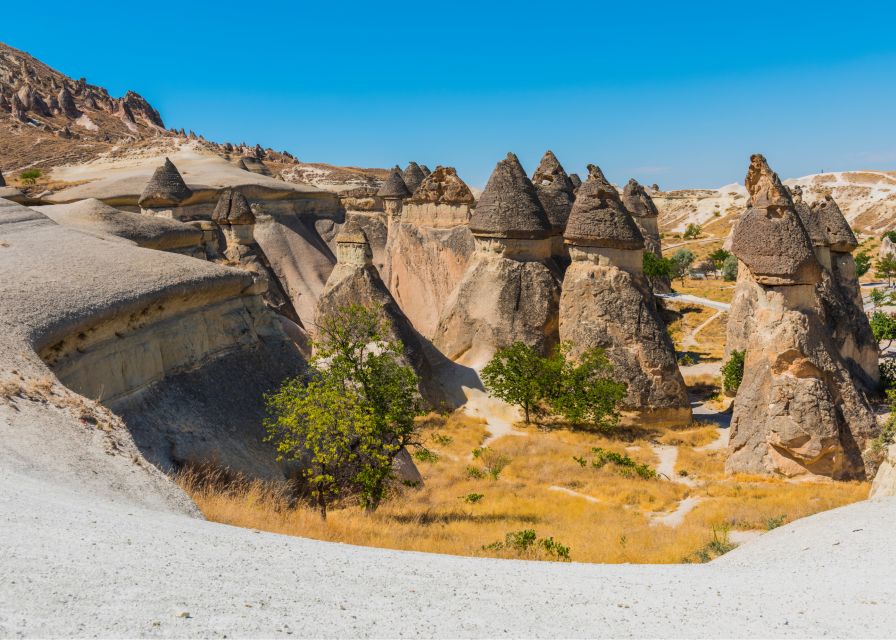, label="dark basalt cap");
[731,154,820,284]
[406,166,475,205]
[420,164,432,176]
[569,173,582,191]
[469,152,552,239]
[532,150,575,231]
[212,189,255,225]
[812,194,858,252]
[402,162,426,195]
[564,164,645,249]
[138,158,192,207]
[622,179,659,219]
[377,169,411,198]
